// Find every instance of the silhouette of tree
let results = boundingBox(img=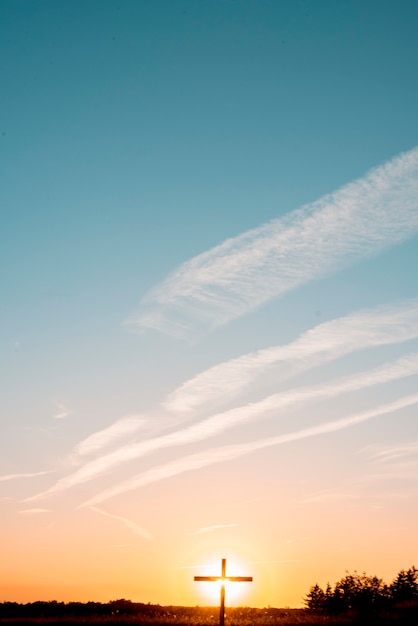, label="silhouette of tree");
[334,571,389,612]
[304,583,326,610]
[390,566,418,604]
